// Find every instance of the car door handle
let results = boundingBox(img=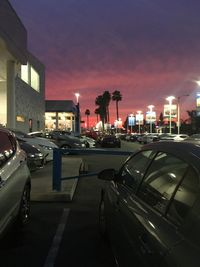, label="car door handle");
[139,233,153,255]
